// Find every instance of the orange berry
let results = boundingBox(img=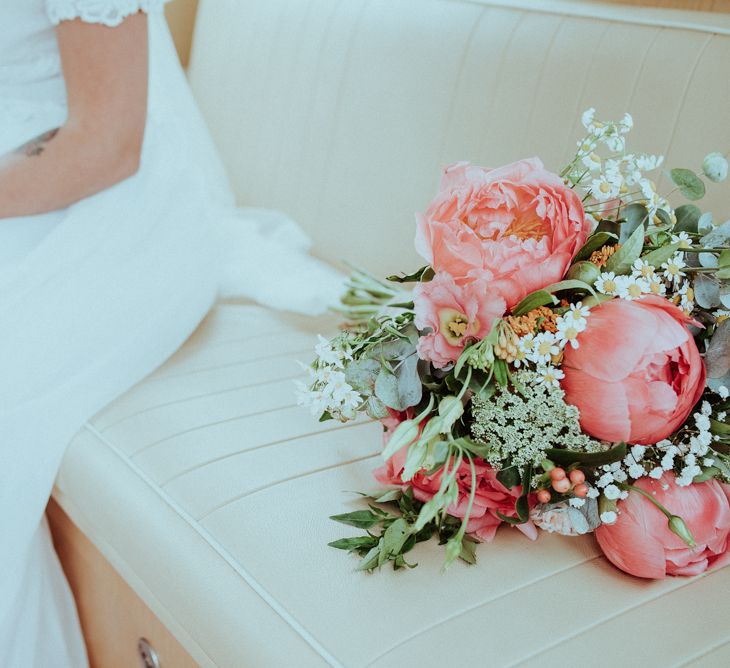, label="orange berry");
[552,477,571,494]
[536,489,552,504]
[569,469,586,484]
[573,483,589,498]
[549,467,567,481]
